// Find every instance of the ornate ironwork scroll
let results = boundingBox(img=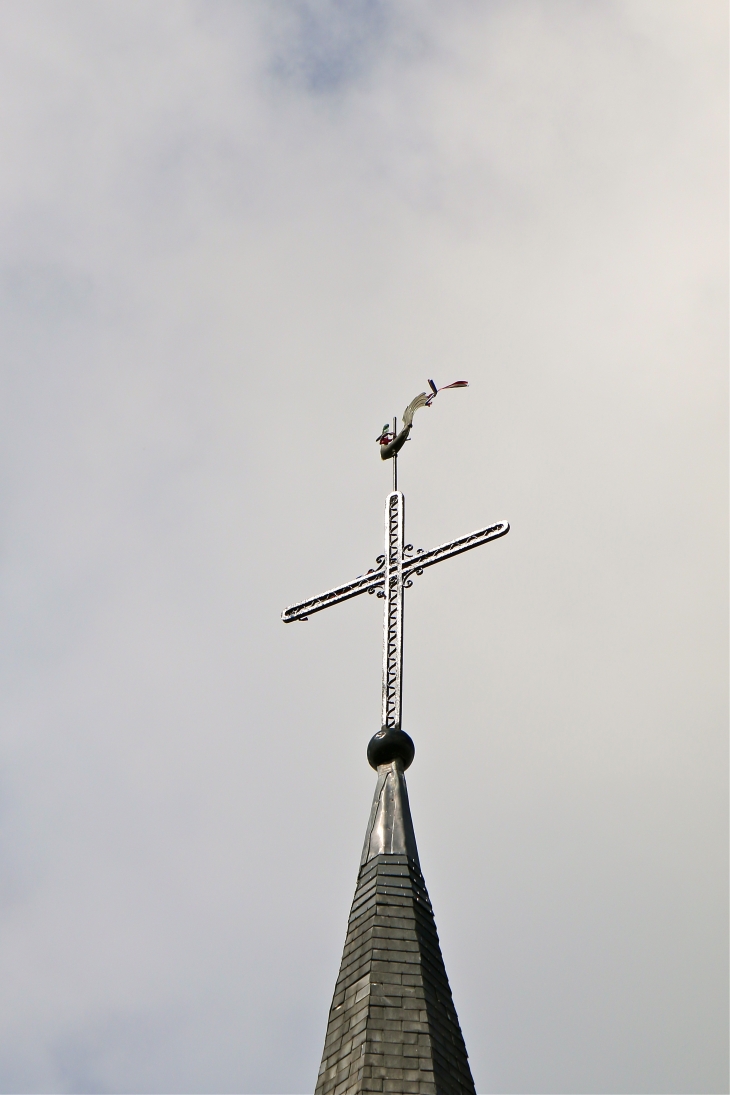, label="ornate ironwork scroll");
[282,489,509,734]
[402,521,509,584]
